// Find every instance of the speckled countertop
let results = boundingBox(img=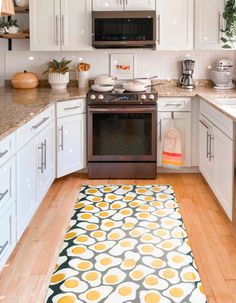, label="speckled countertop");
[0,87,88,140]
[1,84,236,141]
